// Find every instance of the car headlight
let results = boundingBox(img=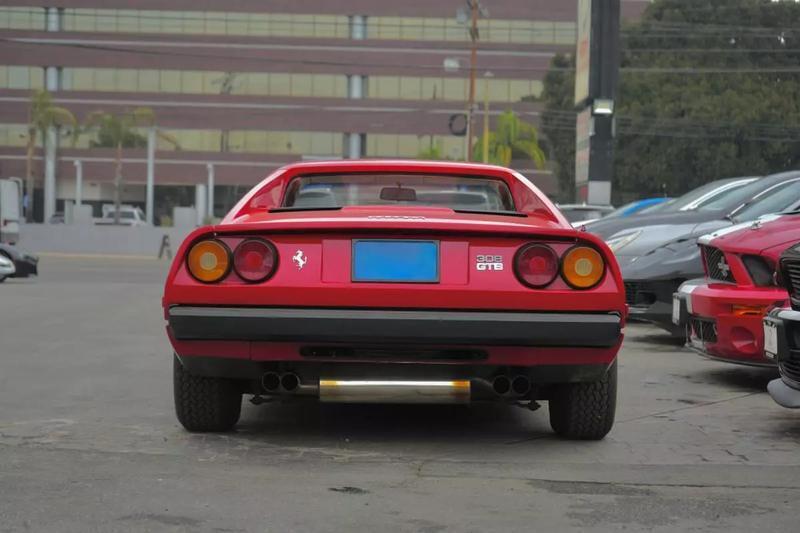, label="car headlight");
[606,230,642,253]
